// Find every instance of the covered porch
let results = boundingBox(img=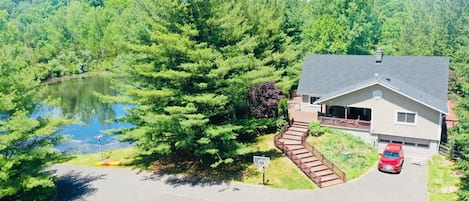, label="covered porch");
[289,97,371,130]
[318,105,371,130]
